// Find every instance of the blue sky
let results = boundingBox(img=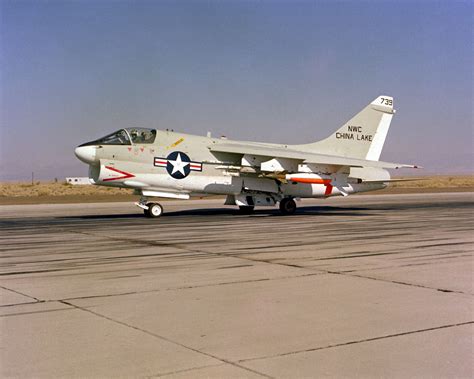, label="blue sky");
[1,0,472,180]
